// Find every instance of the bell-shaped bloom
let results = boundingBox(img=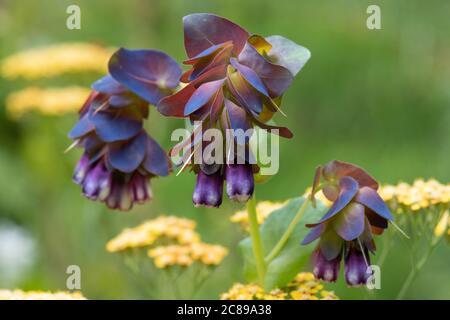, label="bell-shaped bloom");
[68,49,181,210]
[302,160,393,286]
[158,13,310,207]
